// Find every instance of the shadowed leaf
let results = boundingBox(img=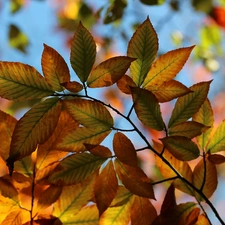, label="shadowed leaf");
[85,144,112,158]
[161,184,176,214]
[61,81,83,93]
[208,154,225,164]
[116,75,136,94]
